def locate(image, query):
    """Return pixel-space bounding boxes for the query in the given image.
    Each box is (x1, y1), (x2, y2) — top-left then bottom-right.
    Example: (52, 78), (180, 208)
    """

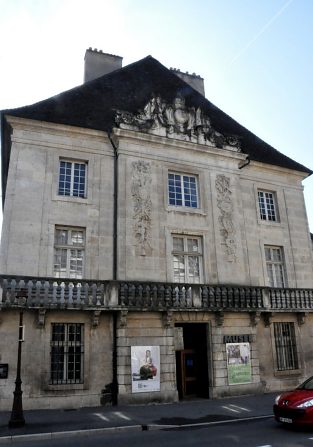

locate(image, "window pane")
(187, 256), (200, 283)
(258, 190), (277, 221)
(173, 255), (185, 282)
(265, 246), (286, 287)
(187, 238), (199, 253)
(168, 173), (198, 208)
(54, 227), (85, 278)
(58, 160), (86, 198)
(172, 235), (202, 283)
(173, 237), (184, 252)
(55, 229), (68, 245)
(71, 231), (84, 246)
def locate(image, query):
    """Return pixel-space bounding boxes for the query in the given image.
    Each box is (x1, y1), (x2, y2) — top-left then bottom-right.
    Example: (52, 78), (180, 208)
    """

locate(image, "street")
(4, 418), (313, 447)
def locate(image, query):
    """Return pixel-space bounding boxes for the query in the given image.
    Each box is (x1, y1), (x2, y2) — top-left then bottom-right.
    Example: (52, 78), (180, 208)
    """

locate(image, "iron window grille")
(274, 322), (299, 371)
(50, 323), (84, 384)
(168, 173), (198, 208)
(258, 191), (278, 222)
(58, 160), (87, 198)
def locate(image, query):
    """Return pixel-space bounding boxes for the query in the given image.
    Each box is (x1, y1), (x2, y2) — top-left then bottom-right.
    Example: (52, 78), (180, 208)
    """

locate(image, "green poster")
(226, 342), (252, 385)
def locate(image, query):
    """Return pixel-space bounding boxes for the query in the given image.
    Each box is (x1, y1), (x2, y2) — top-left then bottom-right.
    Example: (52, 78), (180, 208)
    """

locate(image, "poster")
(226, 342), (252, 385)
(131, 346), (160, 393)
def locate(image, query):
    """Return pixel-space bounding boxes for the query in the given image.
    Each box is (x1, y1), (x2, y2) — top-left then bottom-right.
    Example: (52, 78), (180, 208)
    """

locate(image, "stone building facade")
(0, 49), (313, 410)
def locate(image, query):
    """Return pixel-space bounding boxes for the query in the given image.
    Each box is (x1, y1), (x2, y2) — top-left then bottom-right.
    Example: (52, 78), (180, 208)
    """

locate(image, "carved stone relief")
(131, 160), (152, 256)
(116, 95), (241, 151)
(215, 174), (237, 262)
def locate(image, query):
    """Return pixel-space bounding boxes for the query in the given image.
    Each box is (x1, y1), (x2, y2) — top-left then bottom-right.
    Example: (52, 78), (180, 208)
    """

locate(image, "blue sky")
(1, 0), (313, 230)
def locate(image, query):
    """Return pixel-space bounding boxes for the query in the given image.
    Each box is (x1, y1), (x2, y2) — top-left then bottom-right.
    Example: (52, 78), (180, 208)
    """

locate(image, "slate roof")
(1, 55), (312, 184)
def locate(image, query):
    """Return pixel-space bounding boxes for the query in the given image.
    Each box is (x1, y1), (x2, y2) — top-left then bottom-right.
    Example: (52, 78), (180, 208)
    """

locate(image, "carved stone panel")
(131, 160), (152, 256)
(116, 95), (241, 151)
(215, 174), (237, 262)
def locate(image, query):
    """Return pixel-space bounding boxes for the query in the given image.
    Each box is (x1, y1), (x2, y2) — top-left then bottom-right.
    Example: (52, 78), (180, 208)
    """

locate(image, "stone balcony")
(1, 275), (313, 314)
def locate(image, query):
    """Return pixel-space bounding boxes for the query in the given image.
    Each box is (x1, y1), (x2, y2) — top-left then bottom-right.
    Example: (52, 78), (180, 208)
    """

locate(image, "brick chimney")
(170, 68), (205, 97)
(84, 48), (123, 83)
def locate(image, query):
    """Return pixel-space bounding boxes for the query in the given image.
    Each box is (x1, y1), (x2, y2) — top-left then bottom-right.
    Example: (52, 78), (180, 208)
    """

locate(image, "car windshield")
(297, 376), (313, 390)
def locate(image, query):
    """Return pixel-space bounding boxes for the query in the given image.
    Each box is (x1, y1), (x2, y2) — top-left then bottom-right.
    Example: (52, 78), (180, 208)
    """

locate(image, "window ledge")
(274, 369), (302, 378)
(166, 206), (207, 216)
(52, 195), (90, 205)
(44, 383), (86, 391)
(257, 219), (284, 227)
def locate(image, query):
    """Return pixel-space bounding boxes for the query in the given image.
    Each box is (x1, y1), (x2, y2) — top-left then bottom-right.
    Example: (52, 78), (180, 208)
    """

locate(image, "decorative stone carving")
(250, 311), (261, 327)
(118, 310), (128, 329)
(91, 310), (101, 328)
(131, 160), (152, 256)
(116, 95), (241, 151)
(214, 311), (224, 327)
(262, 312), (272, 327)
(215, 174), (236, 262)
(297, 312), (306, 326)
(37, 309), (46, 328)
(163, 310), (174, 328)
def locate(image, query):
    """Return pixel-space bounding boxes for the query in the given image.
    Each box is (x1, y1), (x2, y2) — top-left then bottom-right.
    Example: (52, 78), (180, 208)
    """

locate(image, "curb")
(0, 415), (273, 443)
(0, 425), (142, 444)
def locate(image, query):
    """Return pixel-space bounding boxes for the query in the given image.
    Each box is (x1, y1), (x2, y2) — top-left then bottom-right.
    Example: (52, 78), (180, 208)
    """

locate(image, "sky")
(1, 0), (313, 231)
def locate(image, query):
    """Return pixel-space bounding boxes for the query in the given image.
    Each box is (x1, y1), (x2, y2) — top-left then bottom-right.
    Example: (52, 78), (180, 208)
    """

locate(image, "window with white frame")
(168, 173), (198, 208)
(258, 190), (278, 222)
(50, 323), (84, 384)
(265, 246), (286, 287)
(58, 160), (87, 198)
(274, 322), (299, 371)
(172, 235), (202, 283)
(54, 227), (85, 279)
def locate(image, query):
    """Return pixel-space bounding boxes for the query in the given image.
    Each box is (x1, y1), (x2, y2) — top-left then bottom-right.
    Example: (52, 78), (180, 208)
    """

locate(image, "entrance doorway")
(175, 323), (209, 399)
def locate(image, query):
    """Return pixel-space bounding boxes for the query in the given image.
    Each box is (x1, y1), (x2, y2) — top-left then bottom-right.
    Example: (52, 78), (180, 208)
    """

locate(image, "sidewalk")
(0, 392), (276, 443)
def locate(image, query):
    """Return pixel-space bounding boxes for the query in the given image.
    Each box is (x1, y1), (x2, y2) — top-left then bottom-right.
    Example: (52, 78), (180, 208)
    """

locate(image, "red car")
(274, 376), (313, 426)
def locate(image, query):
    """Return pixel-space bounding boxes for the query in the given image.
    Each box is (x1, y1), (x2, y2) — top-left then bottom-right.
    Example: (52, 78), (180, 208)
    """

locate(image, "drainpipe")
(238, 155), (250, 170)
(107, 130), (119, 406)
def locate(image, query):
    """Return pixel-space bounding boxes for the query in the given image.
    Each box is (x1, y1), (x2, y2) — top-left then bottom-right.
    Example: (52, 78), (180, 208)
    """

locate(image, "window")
(58, 160), (87, 198)
(168, 173), (198, 208)
(172, 236), (202, 283)
(274, 322), (299, 371)
(50, 323), (84, 384)
(265, 246), (286, 287)
(54, 227), (85, 278)
(258, 191), (278, 222)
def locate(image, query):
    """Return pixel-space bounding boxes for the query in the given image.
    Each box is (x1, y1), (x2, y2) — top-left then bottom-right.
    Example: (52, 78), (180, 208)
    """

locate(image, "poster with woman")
(226, 342), (252, 385)
(131, 346), (160, 393)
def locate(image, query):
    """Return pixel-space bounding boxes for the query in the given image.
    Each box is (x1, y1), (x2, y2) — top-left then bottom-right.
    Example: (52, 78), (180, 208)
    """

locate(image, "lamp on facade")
(8, 293), (26, 428)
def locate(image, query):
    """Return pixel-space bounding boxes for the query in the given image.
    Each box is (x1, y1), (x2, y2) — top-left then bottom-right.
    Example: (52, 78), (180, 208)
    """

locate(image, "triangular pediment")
(115, 94), (241, 151)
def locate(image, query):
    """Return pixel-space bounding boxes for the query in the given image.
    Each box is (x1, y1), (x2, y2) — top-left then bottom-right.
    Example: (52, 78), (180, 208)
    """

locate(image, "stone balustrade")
(1, 275), (313, 312)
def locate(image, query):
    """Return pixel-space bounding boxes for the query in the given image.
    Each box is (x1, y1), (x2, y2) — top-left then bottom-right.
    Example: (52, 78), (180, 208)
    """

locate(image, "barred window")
(274, 322), (299, 371)
(172, 236), (202, 283)
(50, 323), (84, 384)
(58, 160), (87, 198)
(54, 227), (85, 279)
(265, 246), (286, 288)
(258, 191), (278, 222)
(168, 173), (198, 208)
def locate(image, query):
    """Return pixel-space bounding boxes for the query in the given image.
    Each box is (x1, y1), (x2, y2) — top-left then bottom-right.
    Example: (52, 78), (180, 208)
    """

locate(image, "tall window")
(168, 173), (198, 208)
(274, 322), (299, 371)
(265, 246), (286, 287)
(54, 227), (85, 279)
(172, 236), (202, 283)
(258, 191), (278, 222)
(58, 160), (87, 198)
(51, 323), (84, 384)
